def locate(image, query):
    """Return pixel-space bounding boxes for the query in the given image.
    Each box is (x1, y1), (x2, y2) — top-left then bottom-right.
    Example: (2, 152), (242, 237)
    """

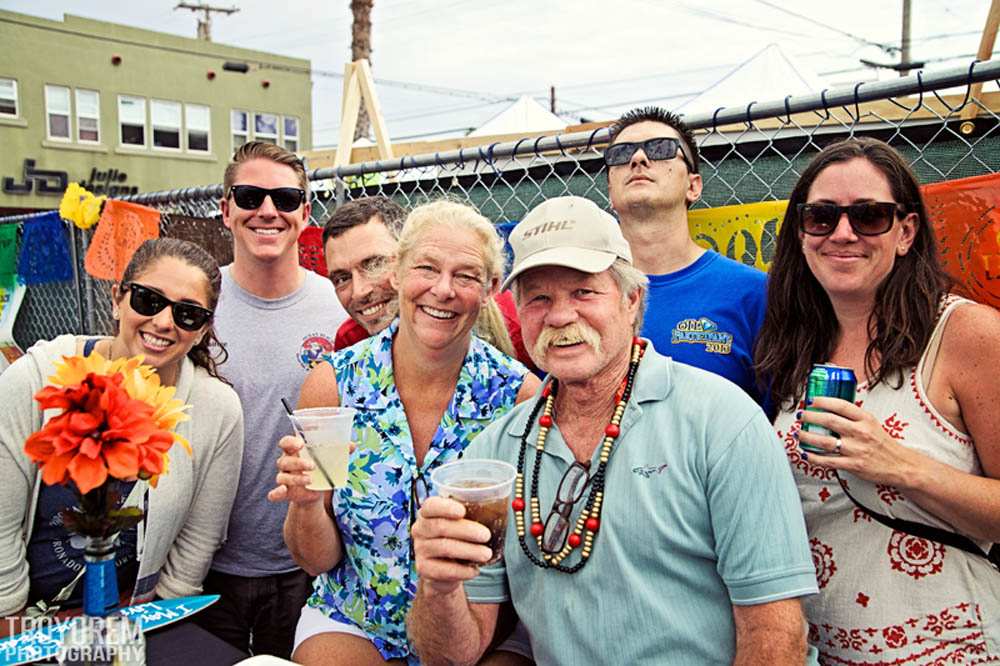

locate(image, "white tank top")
(774, 295), (1000, 664)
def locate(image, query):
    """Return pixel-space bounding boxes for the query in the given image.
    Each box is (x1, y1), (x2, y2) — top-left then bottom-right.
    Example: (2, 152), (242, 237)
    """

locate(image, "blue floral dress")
(306, 319), (527, 662)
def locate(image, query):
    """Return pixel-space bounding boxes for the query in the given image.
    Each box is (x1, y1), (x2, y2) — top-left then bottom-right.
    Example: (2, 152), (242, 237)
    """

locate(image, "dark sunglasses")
(604, 137), (693, 170)
(124, 283), (214, 332)
(541, 461), (591, 554)
(797, 202), (902, 237)
(229, 185), (306, 213)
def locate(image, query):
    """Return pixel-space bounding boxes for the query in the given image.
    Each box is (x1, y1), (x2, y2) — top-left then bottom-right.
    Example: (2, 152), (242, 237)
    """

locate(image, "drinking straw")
(280, 398), (336, 490)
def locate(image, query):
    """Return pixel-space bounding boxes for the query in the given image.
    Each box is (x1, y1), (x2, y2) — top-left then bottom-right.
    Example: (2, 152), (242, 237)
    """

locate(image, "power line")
(752, 1), (898, 53)
(314, 99), (507, 132)
(666, 2), (830, 41)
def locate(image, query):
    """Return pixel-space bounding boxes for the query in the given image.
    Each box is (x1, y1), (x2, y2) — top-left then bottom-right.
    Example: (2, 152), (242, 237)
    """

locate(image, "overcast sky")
(2, 0), (995, 146)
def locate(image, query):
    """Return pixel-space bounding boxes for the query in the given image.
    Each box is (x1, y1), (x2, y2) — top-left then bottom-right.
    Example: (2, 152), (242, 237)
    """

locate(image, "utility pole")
(899, 0), (912, 77)
(351, 0), (375, 141)
(174, 2), (239, 41)
(550, 85), (556, 114)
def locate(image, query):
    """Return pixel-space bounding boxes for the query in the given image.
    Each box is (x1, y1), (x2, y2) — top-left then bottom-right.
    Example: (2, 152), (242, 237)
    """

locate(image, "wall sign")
(2, 161), (139, 197)
(2, 159), (67, 196)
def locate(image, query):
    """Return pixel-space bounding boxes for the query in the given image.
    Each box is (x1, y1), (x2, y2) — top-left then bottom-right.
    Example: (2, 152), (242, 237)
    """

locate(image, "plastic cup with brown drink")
(286, 406), (357, 490)
(431, 459), (516, 565)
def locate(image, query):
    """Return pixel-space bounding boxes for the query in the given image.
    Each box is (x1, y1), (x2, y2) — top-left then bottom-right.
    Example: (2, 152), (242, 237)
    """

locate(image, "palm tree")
(351, 0), (374, 141)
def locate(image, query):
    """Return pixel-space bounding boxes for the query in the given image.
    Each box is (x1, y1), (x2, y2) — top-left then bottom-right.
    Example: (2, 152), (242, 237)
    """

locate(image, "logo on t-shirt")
(298, 333), (336, 369)
(632, 464), (669, 478)
(671, 317), (733, 354)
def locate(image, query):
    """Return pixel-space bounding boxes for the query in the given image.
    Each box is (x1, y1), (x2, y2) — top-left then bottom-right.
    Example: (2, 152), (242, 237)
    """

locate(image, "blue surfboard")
(0, 594), (219, 666)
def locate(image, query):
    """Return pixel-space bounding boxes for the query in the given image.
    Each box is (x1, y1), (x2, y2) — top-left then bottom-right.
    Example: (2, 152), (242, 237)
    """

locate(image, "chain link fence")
(3, 60), (1000, 350)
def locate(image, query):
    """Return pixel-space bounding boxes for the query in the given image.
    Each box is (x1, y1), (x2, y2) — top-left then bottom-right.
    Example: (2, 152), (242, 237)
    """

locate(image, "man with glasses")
(195, 141), (348, 659)
(408, 196), (818, 665)
(605, 107), (769, 410)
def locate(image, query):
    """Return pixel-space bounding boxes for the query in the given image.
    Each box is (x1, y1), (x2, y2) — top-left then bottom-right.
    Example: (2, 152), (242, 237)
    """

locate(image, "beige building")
(0, 9), (312, 215)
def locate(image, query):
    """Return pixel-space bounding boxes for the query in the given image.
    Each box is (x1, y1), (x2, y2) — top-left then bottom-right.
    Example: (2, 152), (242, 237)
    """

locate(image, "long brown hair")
(754, 138), (949, 411)
(119, 238), (230, 384)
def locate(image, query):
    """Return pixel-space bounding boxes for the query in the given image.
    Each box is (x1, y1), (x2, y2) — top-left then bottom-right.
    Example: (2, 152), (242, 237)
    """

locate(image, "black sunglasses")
(541, 461), (591, 554)
(124, 283), (214, 332)
(797, 202), (902, 237)
(604, 137), (693, 170)
(229, 185), (306, 213)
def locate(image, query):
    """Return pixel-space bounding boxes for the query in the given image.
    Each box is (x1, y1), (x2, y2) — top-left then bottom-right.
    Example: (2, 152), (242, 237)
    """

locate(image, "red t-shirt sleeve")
(334, 318), (371, 351)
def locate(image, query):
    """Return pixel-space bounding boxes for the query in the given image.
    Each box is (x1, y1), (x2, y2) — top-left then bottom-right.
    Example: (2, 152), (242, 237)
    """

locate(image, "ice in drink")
(288, 407), (356, 490)
(432, 460), (516, 565)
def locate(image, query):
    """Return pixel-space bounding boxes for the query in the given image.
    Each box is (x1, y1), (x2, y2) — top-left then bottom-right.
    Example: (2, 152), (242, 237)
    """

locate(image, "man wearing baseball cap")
(407, 196), (818, 665)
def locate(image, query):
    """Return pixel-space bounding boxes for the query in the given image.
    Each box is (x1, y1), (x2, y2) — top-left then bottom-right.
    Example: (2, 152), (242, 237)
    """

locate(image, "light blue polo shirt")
(464, 346), (818, 665)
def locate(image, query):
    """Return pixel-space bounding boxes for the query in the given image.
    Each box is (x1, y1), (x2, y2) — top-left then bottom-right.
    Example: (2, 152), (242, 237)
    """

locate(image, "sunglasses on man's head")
(797, 202), (902, 237)
(228, 185), (306, 213)
(124, 283), (214, 332)
(603, 137), (692, 170)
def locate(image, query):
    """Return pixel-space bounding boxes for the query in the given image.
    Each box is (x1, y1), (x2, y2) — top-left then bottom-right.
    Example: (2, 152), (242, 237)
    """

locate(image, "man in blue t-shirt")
(605, 107), (769, 411)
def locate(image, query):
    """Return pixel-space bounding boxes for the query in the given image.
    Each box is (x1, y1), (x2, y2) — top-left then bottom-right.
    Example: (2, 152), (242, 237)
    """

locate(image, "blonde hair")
(397, 200), (515, 355)
(397, 200), (504, 281)
(475, 299), (516, 357)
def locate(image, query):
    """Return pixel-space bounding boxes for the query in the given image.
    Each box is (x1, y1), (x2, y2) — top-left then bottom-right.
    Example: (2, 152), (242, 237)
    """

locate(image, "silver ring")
(834, 438), (843, 455)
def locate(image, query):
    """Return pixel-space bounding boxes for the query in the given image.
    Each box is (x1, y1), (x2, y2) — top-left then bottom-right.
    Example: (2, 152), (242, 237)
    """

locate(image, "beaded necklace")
(513, 337), (646, 573)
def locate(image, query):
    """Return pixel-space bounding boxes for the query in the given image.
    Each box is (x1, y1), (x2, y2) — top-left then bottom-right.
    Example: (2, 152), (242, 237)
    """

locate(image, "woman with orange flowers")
(0, 237), (244, 625)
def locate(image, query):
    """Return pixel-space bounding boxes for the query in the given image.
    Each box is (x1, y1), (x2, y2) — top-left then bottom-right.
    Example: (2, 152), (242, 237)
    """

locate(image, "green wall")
(0, 10), (312, 210)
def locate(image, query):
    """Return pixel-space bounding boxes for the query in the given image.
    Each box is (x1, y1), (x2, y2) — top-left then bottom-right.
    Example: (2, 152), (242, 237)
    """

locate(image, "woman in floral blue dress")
(270, 200), (539, 665)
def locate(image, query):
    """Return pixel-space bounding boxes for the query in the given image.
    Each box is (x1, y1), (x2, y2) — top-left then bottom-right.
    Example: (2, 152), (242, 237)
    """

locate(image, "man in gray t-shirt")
(194, 142), (347, 659)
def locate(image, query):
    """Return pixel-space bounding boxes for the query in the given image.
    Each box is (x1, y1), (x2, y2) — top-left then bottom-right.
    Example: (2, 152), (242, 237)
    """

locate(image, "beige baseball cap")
(502, 196), (633, 291)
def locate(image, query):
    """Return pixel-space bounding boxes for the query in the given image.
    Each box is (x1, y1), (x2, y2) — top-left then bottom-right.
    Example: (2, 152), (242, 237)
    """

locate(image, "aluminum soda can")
(801, 363), (857, 454)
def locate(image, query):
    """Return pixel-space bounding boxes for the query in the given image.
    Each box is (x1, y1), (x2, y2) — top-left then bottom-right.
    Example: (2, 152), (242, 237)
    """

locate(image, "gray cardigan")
(0, 335), (244, 616)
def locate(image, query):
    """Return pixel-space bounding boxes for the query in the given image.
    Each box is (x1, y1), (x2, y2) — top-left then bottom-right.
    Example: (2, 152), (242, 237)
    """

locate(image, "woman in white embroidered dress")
(755, 138), (1000, 664)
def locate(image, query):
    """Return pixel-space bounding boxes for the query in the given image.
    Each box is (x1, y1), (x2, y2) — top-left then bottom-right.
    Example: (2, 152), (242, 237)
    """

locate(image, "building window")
(186, 104), (210, 152)
(151, 100), (181, 149)
(119, 95), (146, 146)
(254, 112), (278, 144)
(232, 109), (248, 152)
(45, 85), (71, 140)
(283, 116), (299, 152)
(0, 78), (17, 117)
(75, 89), (100, 143)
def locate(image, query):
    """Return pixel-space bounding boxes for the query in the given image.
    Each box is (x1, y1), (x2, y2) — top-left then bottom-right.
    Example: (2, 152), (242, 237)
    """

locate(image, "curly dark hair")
(119, 238), (230, 385)
(754, 137), (950, 411)
(607, 106), (700, 174)
(321, 196), (407, 247)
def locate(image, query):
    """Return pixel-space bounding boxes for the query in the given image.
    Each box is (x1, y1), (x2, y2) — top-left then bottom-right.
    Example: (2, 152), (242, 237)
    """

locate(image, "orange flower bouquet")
(24, 351), (191, 540)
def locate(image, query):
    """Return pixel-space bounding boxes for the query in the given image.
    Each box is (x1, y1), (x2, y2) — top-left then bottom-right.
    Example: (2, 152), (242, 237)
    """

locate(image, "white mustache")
(533, 322), (602, 359)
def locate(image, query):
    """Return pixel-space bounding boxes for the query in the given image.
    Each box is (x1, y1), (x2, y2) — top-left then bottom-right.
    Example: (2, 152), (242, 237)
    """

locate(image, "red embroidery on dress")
(876, 484), (903, 505)
(783, 421), (835, 481)
(882, 625), (908, 649)
(812, 602), (990, 665)
(887, 531), (945, 579)
(819, 487), (831, 502)
(811, 538), (837, 589)
(882, 413), (909, 440)
(908, 368), (973, 447)
(852, 507), (872, 523)
(856, 592), (870, 607)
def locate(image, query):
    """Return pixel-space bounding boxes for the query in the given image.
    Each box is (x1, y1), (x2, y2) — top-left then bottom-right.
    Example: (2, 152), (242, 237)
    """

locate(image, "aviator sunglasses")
(228, 184), (306, 213)
(797, 202), (903, 237)
(123, 283), (214, 331)
(604, 137), (693, 170)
